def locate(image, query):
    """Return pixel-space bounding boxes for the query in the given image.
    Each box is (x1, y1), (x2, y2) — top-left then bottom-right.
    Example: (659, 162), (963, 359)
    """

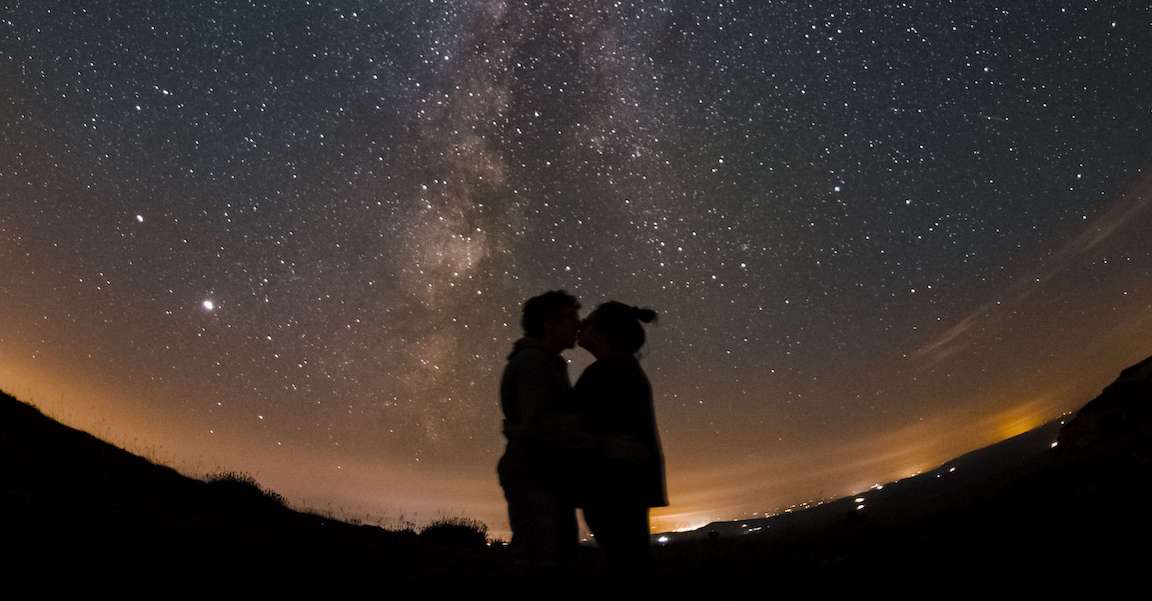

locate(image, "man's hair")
(521, 290), (580, 338)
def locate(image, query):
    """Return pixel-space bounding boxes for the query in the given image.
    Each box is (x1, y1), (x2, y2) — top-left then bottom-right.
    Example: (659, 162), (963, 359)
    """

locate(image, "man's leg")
(555, 497), (580, 564)
(503, 480), (576, 568)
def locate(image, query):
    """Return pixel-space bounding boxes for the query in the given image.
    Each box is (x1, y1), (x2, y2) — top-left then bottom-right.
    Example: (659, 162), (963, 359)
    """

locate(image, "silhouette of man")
(497, 290), (582, 570)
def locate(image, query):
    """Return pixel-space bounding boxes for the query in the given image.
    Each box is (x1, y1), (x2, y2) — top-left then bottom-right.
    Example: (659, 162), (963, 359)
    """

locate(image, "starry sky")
(2, 1), (1150, 536)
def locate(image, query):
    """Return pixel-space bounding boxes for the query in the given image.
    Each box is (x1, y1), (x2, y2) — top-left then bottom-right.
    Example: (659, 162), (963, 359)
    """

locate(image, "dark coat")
(572, 354), (668, 508)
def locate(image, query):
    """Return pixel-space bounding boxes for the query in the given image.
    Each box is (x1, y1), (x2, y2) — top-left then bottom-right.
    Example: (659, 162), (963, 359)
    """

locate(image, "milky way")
(2, 1), (1150, 534)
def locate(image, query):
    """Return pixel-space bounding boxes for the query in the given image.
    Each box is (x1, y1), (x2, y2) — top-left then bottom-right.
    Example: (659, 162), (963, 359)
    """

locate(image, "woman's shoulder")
(586, 355), (649, 391)
(598, 352), (642, 367)
(607, 354), (646, 376)
(581, 355), (642, 377)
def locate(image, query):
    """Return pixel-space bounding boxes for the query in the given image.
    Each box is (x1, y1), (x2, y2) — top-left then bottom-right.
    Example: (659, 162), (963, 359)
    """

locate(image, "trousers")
(500, 475), (578, 567)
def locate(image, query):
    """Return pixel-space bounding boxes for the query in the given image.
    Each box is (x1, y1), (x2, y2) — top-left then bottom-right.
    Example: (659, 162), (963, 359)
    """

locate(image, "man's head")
(521, 290), (581, 351)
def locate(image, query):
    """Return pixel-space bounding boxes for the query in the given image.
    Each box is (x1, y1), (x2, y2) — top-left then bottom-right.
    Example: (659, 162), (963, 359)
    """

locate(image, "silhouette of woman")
(572, 301), (667, 575)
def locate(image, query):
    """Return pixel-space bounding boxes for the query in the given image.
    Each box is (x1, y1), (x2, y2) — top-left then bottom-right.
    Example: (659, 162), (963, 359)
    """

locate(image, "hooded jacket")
(497, 337), (578, 484)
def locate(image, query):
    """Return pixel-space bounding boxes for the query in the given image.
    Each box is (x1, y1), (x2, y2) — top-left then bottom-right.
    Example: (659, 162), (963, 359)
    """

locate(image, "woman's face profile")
(577, 314), (601, 352)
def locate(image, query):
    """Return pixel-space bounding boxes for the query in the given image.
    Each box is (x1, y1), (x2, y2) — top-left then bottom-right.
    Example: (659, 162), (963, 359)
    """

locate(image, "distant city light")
(671, 522), (712, 533)
(657, 536), (670, 544)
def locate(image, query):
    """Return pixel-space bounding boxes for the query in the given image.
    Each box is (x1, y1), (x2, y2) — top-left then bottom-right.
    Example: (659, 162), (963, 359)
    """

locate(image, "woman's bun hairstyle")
(593, 301), (658, 354)
(631, 306), (658, 324)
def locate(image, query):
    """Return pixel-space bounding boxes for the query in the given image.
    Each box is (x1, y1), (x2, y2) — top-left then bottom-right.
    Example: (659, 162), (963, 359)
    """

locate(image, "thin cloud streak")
(912, 175), (1152, 368)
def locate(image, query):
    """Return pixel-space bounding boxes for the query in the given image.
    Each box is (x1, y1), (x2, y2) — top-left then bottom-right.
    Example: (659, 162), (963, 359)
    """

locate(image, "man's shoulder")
(504, 353), (562, 390)
(506, 341), (563, 370)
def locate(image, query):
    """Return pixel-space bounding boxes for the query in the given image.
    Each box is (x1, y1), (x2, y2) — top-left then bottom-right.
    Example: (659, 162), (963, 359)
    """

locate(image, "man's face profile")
(548, 306), (581, 349)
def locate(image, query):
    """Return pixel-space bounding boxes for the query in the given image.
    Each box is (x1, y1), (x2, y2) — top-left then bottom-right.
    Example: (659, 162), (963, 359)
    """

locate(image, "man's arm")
(504, 354), (592, 450)
(511, 353), (560, 425)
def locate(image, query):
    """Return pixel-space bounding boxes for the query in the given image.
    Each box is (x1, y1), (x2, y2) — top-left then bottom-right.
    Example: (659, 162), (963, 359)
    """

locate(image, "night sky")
(2, 1), (1150, 536)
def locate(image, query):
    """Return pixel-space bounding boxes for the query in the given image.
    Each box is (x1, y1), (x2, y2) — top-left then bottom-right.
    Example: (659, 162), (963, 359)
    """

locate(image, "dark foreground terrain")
(4, 353), (1150, 585)
(653, 353), (1152, 583)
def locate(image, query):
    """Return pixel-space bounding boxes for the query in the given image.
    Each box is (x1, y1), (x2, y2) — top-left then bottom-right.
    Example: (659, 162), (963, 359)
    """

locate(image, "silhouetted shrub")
(206, 471), (286, 507)
(419, 517), (488, 547)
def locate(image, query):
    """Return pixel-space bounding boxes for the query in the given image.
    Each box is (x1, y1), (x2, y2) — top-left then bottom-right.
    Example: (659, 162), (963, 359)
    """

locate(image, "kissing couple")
(497, 290), (667, 576)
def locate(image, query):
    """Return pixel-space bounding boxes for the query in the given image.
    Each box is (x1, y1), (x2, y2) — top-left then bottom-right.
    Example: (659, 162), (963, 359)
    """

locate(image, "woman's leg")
(584, 504), (652, 575)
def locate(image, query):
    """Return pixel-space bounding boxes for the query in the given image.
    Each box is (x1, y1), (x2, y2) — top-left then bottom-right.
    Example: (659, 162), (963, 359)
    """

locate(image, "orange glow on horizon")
(4, 326), (1152, 540)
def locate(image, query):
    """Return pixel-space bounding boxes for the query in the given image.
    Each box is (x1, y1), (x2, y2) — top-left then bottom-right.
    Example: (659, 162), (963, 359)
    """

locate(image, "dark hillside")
(4, 352), (1149, 583)
(0, 390), (499, 578)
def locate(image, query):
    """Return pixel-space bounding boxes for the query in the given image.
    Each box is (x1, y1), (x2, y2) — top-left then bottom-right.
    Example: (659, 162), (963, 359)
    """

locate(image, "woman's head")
(578, 301), (658, 356)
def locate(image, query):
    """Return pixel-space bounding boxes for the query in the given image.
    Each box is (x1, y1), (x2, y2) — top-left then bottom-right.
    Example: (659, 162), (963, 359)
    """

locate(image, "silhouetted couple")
(497, 290), (667, 578)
